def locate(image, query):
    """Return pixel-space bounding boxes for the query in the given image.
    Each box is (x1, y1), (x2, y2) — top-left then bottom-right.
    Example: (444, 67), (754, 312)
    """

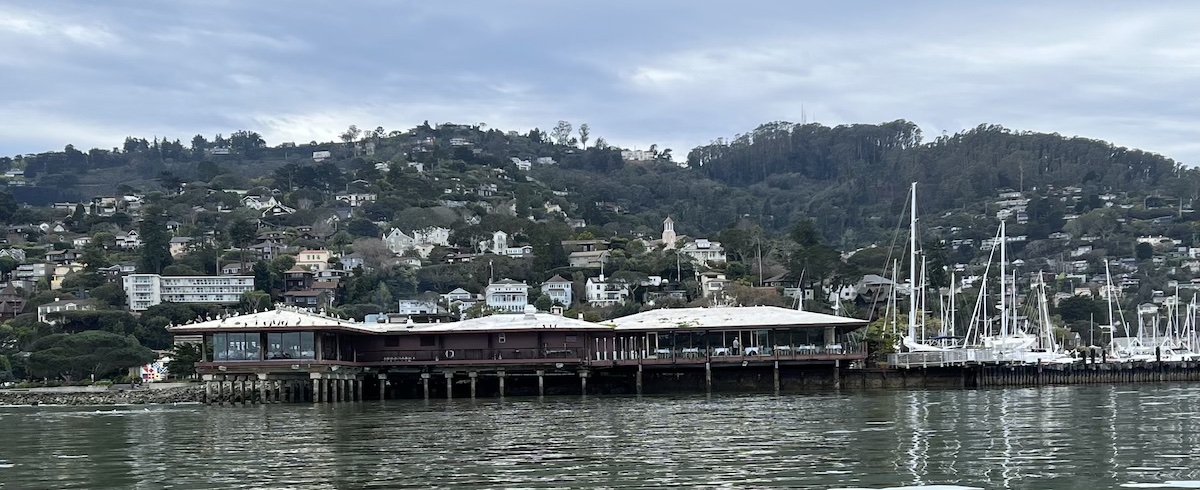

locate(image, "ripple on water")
(3, 385), (1200, 488)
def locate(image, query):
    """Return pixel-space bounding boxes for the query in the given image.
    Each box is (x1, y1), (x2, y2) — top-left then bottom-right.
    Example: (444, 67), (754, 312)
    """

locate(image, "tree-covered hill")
(2, 119), (1197, 252)
(689, 121), (1197, 244)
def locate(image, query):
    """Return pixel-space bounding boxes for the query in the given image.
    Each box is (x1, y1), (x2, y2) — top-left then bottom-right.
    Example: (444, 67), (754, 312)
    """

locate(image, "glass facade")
(211, 331), (315, 361)
(266, 332), (315, 360)
(212, 332), (261, 361)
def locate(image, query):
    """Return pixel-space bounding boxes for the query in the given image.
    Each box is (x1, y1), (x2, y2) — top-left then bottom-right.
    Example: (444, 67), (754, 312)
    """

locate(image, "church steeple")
(662, 216), (677, 249)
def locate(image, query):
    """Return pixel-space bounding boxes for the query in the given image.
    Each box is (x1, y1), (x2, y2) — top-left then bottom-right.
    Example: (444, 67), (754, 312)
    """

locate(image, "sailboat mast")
(1105, 261), (1118, 337)
(1000, 220), (1008, 343)
(909, 182), (918, 341)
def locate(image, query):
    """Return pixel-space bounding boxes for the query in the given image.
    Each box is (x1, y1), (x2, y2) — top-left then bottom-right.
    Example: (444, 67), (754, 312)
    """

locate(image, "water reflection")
(4, 385), (1200, 488)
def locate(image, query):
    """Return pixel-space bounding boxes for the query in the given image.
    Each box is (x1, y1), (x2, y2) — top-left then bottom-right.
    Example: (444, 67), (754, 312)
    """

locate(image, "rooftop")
(608, 306), (865, 332)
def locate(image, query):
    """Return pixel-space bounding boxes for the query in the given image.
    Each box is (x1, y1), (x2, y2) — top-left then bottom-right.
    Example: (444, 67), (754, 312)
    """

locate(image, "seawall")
(0, 385), (204, 406)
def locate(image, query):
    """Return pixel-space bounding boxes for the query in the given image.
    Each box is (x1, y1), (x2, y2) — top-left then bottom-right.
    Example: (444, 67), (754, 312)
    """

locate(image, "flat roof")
(608, 306), (866, 332)
(167, 305), (867, 335)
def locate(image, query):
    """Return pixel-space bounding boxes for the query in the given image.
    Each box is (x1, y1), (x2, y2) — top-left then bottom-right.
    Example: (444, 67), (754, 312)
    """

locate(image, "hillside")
(3, 120), (1198, 251)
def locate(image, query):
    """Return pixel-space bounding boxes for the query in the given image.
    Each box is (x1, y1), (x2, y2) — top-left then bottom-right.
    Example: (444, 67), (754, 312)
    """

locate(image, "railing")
(597, 343), (867, 363)
(888, 348), (999, 368)
(357, 347), (587, 364)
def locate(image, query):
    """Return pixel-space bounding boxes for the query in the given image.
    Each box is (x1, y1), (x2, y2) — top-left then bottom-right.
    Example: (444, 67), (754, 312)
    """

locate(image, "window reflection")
(211, 332), (261, 361)
(265, 332), (316, 360)
(212, 331), (315, 361)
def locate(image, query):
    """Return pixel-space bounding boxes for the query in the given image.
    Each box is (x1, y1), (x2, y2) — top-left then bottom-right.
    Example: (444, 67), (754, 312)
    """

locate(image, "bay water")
(3, 384), (1200, 489)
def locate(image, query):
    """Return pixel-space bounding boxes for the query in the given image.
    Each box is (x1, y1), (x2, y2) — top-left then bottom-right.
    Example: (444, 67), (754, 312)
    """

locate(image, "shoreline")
(0, 385), (204, 406)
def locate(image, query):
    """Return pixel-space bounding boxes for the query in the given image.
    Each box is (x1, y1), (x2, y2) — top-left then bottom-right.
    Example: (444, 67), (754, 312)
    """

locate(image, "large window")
(266, 332), (315, 360)
(211, 332), (261, 361)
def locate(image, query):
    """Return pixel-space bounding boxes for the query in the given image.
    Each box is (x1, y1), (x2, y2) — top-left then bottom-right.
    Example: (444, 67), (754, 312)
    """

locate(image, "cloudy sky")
(2, 1), (1198, 165)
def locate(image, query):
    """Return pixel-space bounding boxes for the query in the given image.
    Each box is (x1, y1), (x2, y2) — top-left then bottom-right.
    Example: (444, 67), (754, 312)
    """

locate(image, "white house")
(699, 272), (730, 299)
(485, 279), (529, 313)
(313, 150), (331, 162)
(116, 230), (142, 249)
(680, 239), (727, 264)
(122, 274), (254, 311)
(335, 193), (377, 207)
(585, 275), (630, 307)
(621, 149), (655, 162)
(413, 227), (450, 247)
(38, 298), (95, 324)
(397, 300), (438, 315)
(540, 274), (574, 307)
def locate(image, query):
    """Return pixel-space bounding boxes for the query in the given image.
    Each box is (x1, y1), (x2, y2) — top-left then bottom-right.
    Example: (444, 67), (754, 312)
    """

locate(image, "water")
(3, 384), (1200, 489)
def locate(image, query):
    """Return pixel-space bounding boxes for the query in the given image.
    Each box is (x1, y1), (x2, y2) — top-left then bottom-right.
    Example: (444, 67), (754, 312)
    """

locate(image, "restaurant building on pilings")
(167, 304), (867, 403)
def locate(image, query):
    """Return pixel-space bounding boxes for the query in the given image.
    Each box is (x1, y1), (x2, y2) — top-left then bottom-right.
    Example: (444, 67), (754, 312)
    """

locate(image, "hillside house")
(335, 193), (377, 207)
(680, 239), (727, 264)
(485, 279), (529, 313)
(585, 275), (630, 307)
(38, 298), (95, 324)
(540, 274), (574, 307)
(295, 250), (334, 271)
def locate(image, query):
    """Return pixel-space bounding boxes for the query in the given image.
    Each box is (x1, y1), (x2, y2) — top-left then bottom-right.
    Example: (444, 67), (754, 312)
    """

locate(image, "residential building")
(397, 300), (438, 315)
(283, 290), (332, 310)
(122, 274), (255, 311)
(38, 298), (95, 324)
(116, 230), (141, 249)
(335, 193), (377, 207)
(0, 284), (26, 319)
(585, 275), (630, 307)
(568, 250), (610, 269)
(413, 227), (450, 247)
(51, 263), (83, 290)
(295, 249), (334, 271)
(699, 272), (731, 299)
(443, 288), (475, 303)
(283, 265), (315, 291)
(169, 237), (194, 257)
(0, 248), (26, 262)
(680, 239), (726, 264)
(313, 150), (331, 162)
(540, 274), (574, 307)
(383, 228), (414, 254)
(621, 149), (655, 162)
(485, 279), (529, 313)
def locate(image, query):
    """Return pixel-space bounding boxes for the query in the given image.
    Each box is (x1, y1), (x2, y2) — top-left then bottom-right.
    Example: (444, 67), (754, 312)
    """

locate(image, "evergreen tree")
(138, 206), (172, 274)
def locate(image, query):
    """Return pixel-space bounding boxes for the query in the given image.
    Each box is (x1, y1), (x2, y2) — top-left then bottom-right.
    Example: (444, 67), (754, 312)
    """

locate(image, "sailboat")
(899, 182), (960, 352)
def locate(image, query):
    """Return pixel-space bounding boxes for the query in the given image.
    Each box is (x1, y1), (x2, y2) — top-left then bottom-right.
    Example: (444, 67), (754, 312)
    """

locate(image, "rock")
(0, 386), (205, 406)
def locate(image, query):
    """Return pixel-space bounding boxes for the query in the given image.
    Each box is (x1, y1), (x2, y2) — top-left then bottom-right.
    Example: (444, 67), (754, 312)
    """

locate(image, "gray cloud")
(1, 1), (1198, 165)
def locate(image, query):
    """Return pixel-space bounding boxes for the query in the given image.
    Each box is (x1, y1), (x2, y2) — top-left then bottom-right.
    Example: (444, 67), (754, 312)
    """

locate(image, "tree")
(138, 206), (173, 274)
(166, 342), (203, 379)
(578, 123), (590, 149)
(787, 220), (840, 287)
(551, 120), (573, 146)
(534, 294), (553, 311)
(340, 125), (362, 153)
(1135, 242), (1154, 260)
(0, 190), (15, 224)
(1056, 295), (1106, 324)
(239, 290), (272, 312)
(27, 331), (155, 381)
(0, 256), (16, 280)
(228, 219), (258, 268)
(91, 283), (126, 309)
(346, 218), (380, 238)
(350, 238), (397, 269)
